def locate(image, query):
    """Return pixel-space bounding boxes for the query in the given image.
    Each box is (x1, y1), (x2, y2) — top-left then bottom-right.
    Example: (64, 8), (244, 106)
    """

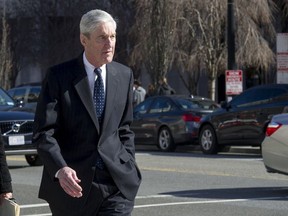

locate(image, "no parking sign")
(225, 70), (243, 95)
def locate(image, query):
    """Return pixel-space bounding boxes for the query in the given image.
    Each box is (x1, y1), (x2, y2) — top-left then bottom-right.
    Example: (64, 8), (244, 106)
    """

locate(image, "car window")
(149, 98), (173, 113)
(230, 88), (287, 108)
(27, 87), (41, 103)
(178, 98), (200, 109)
(134, 98), (153, 114)
(9, 88), (26, 102)
(0, 88), (15, 106)
(178, 98), (217, 110)
(269, 88), (288, 98)
(7, 89), (15, 97)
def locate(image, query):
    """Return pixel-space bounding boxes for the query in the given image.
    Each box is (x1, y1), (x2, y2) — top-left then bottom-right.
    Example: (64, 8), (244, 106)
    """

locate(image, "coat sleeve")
(32, 68), (67, 179)
(118, 69), (136, 159)
(0, 134), (12, 193)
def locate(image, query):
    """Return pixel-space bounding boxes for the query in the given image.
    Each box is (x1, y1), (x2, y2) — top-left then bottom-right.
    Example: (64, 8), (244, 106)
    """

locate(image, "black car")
(7, 84), (41, 113)
(132, 95), (219, 151)
(198, 84), (288, 154)
(0, 87), (41, 166)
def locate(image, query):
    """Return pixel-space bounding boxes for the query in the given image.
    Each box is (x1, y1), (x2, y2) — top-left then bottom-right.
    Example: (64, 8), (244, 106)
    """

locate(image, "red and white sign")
(277, 53), (288, 71)
(277, 33), (288, 83)
(225, 70), (243, 95)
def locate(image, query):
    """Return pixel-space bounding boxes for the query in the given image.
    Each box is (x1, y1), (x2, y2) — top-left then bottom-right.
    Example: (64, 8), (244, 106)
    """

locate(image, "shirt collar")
(83, 52), (106, 75)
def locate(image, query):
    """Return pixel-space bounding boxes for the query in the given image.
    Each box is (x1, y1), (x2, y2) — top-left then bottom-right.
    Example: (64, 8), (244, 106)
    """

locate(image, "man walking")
(33, 9), (141, 216)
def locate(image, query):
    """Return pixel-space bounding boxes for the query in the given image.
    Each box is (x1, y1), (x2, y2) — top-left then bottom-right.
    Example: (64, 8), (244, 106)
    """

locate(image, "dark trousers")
(50, 168), (134, 216)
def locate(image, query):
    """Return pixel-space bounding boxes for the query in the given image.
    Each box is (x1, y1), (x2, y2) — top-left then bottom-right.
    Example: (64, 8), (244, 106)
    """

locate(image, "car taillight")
(266, 122), (282, 136)
(182, 114), (201, 122)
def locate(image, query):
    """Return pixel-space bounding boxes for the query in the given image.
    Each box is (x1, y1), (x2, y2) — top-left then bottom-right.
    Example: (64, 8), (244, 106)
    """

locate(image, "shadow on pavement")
(160, 186), (288, 201)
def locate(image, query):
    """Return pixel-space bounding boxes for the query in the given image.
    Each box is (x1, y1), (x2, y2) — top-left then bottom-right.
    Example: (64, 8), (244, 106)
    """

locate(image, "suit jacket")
(0, 134), (12, 194)
(32, 55), (141, 212)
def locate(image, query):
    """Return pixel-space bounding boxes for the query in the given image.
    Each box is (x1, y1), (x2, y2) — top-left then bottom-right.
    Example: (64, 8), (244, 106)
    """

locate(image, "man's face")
(80, 22), (116, 68)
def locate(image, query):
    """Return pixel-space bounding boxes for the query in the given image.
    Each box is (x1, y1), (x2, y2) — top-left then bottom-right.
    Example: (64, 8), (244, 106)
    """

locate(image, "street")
(7, 146), (288, 216)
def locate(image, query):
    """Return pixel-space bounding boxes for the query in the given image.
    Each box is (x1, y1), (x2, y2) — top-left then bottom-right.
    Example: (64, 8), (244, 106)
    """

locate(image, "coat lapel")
(73, 56), (100, 132)
(102, 63), (119, 131)
(71, 59), (119, 134)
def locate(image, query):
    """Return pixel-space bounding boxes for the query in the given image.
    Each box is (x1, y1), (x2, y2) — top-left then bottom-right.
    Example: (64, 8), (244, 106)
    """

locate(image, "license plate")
(8, 136), (25, 145)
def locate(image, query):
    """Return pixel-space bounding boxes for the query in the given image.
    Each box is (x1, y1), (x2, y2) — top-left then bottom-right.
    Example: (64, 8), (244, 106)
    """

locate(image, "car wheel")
(157, 127), (176, 152)
(25, 154), (43, 166)
(199, 125), (218, 154)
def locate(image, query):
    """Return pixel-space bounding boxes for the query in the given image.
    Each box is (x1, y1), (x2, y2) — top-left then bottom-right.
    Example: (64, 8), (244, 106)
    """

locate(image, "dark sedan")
(198, 84), (288, 154)
(132, 95), (219, 151)
(0, 87), (41, 166)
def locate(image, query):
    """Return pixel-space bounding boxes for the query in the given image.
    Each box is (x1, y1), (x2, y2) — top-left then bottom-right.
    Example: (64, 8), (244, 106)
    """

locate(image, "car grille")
(0, 120), (34, 135)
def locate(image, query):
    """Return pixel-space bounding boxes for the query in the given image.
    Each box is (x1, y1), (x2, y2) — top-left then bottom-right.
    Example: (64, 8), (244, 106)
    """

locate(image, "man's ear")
(80, 34), (87, 46)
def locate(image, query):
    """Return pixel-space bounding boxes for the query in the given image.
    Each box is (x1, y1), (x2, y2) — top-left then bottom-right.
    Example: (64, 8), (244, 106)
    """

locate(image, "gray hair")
(80, 9), (117, 37)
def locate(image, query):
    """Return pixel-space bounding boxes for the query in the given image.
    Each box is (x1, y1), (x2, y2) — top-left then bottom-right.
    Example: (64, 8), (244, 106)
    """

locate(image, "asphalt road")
(7, 145), (288, 216)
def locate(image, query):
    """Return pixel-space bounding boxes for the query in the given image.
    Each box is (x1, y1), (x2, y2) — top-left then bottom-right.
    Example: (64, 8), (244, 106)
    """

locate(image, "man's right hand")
(57, 166), (83, 198)
(0, 192), (12, 205)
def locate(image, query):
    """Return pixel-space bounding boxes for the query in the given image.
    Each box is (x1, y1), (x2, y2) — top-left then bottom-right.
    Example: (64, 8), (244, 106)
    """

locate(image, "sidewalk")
(229, 146), (261, 154)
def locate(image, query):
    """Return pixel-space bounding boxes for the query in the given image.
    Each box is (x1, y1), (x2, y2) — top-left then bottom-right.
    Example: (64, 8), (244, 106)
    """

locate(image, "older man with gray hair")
(33, 9), (142, 216)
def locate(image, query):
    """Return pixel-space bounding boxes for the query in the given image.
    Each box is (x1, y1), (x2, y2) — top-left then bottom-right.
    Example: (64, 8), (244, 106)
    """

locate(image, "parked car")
(132, 95), (219, 151)
(7, 83), (41, 112)
(0, 87), (41, 166)
(262, 113), (288, 176)
(198, 84), (288, 154)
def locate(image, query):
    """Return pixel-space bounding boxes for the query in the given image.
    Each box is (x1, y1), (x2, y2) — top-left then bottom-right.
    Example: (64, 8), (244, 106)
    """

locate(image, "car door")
(242, 87), (288, 142)
(234, 88), (281, 143)
(213, 104), (242, 142)
(234, 89), (265, 142)
(216, 89), (259, 143)
(132, 98), (154, 144)
(132, 97), (175, 144)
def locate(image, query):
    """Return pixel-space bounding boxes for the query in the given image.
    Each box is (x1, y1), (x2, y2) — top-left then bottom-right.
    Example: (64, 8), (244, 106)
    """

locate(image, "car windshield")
(178, 98), (216, 110)
(0, 88), (15, 106)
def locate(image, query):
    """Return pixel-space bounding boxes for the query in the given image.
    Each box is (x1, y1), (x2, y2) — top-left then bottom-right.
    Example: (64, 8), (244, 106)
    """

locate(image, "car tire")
(199, 125), (218, 154)
(157, 127), (176, 152)
(25, 154), (43, 166)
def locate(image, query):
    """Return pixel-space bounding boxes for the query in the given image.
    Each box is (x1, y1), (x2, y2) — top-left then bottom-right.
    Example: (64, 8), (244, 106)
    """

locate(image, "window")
(230, 88), (287, 108)
(27, 87), (41, 103)
(134, 98), (153, 114)
(9, 88), (26, 102)
(149, 98), (172, 113)
(0, 88), (15, 106)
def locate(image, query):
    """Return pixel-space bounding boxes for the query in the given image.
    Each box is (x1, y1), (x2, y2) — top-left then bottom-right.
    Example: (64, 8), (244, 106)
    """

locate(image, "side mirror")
(220, 101), (232, 110)
(220, 101), (227, 108)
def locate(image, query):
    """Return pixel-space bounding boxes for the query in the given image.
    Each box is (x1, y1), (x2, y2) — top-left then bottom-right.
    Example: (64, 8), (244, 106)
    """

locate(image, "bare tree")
(274, 0), (288, 32)
(176, 0), (227, 98)
(0, 0), (17, 89)
(131, 0), (277, 100)
(130, 0), (181, 85)
(235, 0), (276, 82)
(0, 0), (283, 95)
